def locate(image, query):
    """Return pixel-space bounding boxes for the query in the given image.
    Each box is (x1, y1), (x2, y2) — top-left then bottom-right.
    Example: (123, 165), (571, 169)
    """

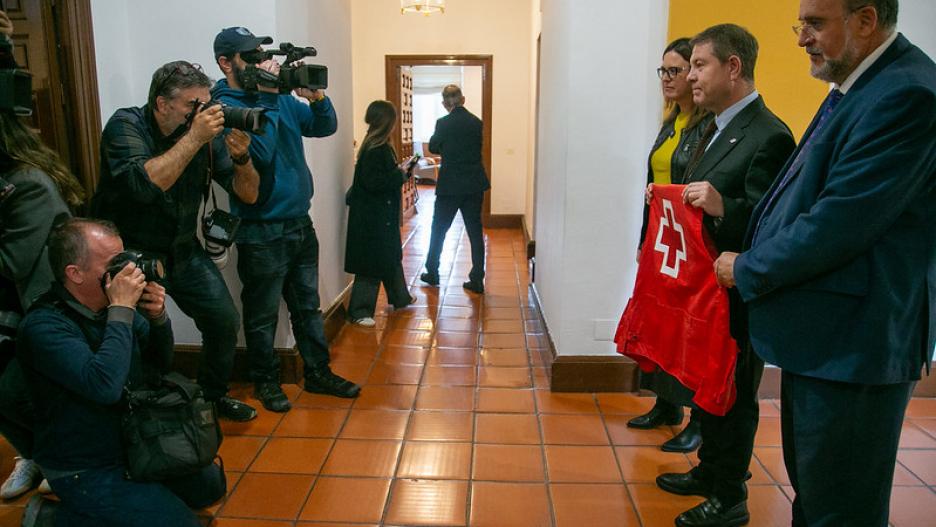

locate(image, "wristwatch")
(231, 152), (250, 165)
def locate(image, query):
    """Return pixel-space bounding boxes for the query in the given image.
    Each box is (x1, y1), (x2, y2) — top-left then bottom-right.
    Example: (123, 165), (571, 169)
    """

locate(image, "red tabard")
(614, 184), (738, 416)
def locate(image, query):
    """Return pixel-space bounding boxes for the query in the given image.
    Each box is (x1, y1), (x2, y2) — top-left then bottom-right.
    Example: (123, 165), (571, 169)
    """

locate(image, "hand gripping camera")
(102, 251), (166, 286)
(190, 99), (268, 135)
(240, 42), (328, 94)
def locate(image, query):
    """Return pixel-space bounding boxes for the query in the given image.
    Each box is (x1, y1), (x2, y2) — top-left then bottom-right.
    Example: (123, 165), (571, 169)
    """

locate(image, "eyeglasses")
(792, 4), (869, 37)
(153, 62), (204, 101)
(656, 66), (687, 80)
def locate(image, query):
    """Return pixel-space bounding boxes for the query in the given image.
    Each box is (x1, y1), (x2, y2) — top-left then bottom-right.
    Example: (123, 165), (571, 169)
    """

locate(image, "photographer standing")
(211, 27), (358, 413)
(92, 61), (260, 421)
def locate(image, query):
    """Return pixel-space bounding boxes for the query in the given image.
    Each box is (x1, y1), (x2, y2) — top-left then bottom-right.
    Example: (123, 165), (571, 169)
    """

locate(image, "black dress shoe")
(462, 280), (484, 294)
(627, 403), (683, 429)
(215, 396), (258, 422)
(661, 418), (702, 452)
(305, 366), (361, 398)
(675, 497), (749, 527)
(656, 470), (712, 497)
(255, 382), (292, 413)
(420, 272), (440, 286)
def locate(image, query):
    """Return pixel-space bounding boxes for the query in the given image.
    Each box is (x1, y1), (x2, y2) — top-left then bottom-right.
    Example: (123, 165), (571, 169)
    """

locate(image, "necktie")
(683, 120), (718, 181)
(752, 89), (844, 241)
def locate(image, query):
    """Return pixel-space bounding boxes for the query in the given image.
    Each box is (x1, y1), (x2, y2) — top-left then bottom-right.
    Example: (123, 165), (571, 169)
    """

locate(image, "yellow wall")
(668, 0), (827, 139)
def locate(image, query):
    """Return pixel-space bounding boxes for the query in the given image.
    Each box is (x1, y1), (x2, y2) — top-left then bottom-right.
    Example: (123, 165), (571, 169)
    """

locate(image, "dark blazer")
(687, 96), (795, 341)
(344, 144), (406, 278)
(428, 106), (490, 196)
(735, 34), (936, 385)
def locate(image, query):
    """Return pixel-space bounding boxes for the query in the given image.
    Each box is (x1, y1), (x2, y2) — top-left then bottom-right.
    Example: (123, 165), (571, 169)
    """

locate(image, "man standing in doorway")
(716, 0), (935, 524)
(420, 85), (490, 294)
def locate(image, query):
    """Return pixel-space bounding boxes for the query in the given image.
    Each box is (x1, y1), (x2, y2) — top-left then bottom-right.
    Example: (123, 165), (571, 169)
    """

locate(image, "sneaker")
(419, 272), (440, 286)
(0, 457), (40, 499)
(215, 396), (258, 422)
(37, 479), (51, 494)
(462, 280), (484, 294)
(21, 495), (58, 527)
(255, 382), (292, 413)
(305, 366), (361, 398)
(352, 317), (376, 327)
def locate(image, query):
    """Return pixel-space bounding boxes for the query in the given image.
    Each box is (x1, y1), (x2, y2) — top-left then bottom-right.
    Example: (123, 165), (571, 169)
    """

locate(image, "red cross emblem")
(653, 199), (687, 278)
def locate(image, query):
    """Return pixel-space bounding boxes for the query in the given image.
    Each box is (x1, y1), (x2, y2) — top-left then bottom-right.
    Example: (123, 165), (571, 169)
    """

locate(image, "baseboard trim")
(171, 280), (354, 384)
(486, 214), (523, 229)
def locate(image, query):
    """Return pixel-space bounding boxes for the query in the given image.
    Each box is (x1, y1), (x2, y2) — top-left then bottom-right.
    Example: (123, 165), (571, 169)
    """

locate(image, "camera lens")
(221, 106), (267, 134)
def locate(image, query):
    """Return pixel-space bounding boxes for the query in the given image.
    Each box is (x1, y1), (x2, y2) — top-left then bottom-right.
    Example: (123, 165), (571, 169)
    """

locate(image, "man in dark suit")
(419, 85), (490, 294)
(655, 24), (795, 527)
(715, 1), (936, 524)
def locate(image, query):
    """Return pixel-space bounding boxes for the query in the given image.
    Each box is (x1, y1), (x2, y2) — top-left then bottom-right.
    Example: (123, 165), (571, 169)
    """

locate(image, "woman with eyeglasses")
(629, 38), (714, 454)
(344, 100), (418, 327)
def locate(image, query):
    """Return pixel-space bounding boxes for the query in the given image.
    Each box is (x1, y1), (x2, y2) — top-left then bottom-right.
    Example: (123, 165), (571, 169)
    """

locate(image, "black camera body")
(103, 251), (166, 284)
(241, 42), (328, 94)
(197, 100), (267, 135)
(202, 209), (241, 249)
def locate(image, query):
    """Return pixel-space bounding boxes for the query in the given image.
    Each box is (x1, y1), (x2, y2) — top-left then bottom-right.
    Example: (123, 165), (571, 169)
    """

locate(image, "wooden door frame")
(385, 55), (493, 223)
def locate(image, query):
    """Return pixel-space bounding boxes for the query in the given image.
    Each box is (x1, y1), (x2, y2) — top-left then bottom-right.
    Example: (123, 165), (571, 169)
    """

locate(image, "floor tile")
(550, 483), (640, 527)
(747, 485), (795, 526)
(472, 444), (546, 481)
(536, 391), (599, 414)
(218, 435), (266, 472)
(897, 449), (936, 485)
(544, 446), (622, 482)
(380, 344), (430, 364)
(293, 390), (356, 409)
(478, 366), (532, 388)
(436, 318), (479, 332)
(416, 385), (475, 410)
(408, 411), (474, 442)
(212, 519), (293, 527)
(422, 365), (477, 386)
(353, 384), (418, 410)
(480, 333), (527, 348)
(367, 362), (424, 385)
(299, 477), (391, 523)
(320, 439), (402, 477)
(385, 479), (468, 526)
(481, 319), (525, 333)
(219, 473), (314, 520)
(899, 421), (936, 448)
(476, 388), (536, 413)
(889, 485), (936, 526)
(251, 437), (332, 474)
(615, 446), (693, 483)
(904, 398), (936, 418)
(754, 416), (783, 447)
(475, 413), (541, 444)
(470, 482), (551, 527)
(754, 447), (790, 485)
(479, 348), (529, 367)
(396, 441), (472, 479)
(628, 483), (704, 527)
(427, 347), (479, 366)
(220, 406), (285, 437)
(603, 415), (675, 446)
(273, 408), (348, 438)
(435, 331), (479, 348)
(340, 409), (410, 440)
(383, 329), (434, 348)
(540, 414), (610, 445)
(595, 393), (655, 415)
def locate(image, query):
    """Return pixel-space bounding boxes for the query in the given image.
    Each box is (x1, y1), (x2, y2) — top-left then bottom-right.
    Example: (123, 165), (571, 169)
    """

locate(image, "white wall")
(534, 0), (668, 356)
(90, 0), (355, 346)
(900, 0), (936, 59)
(350, 0), (534, 216)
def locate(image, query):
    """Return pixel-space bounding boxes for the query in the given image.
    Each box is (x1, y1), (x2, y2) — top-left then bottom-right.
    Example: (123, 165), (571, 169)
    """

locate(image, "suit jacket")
(686, 96), (795, 341)
(734, 34), (936, 385)
(428, 106), (490, 196)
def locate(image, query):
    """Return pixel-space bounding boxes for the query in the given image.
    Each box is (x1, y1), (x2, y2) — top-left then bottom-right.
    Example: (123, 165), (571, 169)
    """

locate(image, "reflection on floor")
(0, 185), (934, 526)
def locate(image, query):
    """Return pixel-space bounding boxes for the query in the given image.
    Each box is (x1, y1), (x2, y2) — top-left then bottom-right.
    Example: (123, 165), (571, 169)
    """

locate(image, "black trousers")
(348, 263), (411, 320)
(694, 341), (764, 505)
(424, 192), (485, 283)
(781, 371), (912, 527)
(0, 350), (33, 458)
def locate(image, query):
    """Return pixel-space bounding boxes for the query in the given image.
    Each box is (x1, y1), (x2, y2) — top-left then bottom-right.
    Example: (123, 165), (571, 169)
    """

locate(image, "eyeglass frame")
(656, 66), (688, 80)
(792, 3), (870, 38)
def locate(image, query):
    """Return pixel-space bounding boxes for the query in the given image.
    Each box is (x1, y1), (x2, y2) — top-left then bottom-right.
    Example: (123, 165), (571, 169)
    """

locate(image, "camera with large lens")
(201, 209), (240, 270)
(103, 251), (165, 284)
(240, 42), (328, 94)
(200, 100), (267, 135)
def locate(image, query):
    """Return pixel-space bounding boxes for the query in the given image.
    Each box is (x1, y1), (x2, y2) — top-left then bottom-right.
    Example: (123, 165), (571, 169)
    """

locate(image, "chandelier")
(401, 0), (445, 15)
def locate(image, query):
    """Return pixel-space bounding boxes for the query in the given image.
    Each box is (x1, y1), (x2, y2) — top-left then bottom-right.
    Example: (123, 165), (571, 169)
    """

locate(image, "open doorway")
(385, 55), (493, 223)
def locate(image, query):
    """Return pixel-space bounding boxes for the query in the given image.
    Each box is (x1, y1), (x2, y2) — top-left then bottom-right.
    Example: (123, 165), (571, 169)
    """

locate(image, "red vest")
(615, 184), (738, 416)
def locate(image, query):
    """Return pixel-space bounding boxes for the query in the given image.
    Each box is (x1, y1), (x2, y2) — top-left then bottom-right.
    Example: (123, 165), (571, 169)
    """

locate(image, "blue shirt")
(709, 89), (760, 150)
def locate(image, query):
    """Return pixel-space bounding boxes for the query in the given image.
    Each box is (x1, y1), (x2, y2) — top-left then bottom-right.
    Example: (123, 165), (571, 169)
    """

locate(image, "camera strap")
(201, 143), (220, 239)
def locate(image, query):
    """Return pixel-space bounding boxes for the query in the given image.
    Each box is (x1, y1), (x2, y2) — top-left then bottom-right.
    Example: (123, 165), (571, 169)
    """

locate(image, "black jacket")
(344, 144), (406, 278)
(428, 106), (490, 196)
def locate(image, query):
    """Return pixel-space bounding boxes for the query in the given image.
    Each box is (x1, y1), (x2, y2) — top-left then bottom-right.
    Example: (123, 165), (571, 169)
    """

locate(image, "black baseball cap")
(213, 27), (273, 59)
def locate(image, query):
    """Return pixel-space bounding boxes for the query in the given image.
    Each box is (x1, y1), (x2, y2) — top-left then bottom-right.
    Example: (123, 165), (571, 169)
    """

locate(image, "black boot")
(661, 410), (702, 452)
(627, 400), (683, 429)
(305, 365), (361, 398)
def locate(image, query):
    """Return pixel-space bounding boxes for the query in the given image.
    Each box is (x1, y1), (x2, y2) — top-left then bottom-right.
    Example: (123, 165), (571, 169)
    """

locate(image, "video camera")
(239, 42), (328, 94)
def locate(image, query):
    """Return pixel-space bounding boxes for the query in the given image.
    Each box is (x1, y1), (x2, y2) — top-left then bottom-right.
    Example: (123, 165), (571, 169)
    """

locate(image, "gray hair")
(691, 24), (759, 82)
(844, 0), (898, 29)
(442, 84), (464, 108)
(147, 61), (211, 110)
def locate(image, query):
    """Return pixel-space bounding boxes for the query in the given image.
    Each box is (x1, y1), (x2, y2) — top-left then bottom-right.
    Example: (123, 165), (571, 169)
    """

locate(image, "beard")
(233, 63), (250, 89)
(810, 33), (859, 83)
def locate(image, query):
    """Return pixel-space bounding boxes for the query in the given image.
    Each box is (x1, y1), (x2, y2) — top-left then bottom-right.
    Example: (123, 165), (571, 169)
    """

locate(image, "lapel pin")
(729, 137), (737, 144)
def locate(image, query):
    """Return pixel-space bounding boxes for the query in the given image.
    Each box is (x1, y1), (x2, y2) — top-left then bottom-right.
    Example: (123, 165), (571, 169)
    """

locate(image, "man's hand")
(105, 263), (146, 309)
(257, 59), (280, 94)
(189, 104), (224, 145)
(138, 282), (167, 320)
(0, 11), (13, 37)
(225, 129), (251, 159)
(683, 181), (725, 217)
(296, 88), (324, 103)
(714, 252), (739, 288)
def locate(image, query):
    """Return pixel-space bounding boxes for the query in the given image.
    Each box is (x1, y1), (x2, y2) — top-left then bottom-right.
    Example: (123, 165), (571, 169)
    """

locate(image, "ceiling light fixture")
(401, 0), (445, 16)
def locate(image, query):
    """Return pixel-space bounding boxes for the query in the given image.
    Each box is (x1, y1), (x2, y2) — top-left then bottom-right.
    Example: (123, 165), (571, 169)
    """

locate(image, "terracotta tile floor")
(0, 185), (933, 526)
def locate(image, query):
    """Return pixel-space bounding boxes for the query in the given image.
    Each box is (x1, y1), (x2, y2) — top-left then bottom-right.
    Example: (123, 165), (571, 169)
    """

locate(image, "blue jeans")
(48, 463), (225, 527)
(425, 192), (486, 282)
(163, 243), (240, 401)
(236, 217), (330, 382)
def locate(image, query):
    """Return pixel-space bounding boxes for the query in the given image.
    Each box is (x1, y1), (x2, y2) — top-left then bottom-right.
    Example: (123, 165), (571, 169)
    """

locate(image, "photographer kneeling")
(17, 219), (225, 526)
(92, 61), (260, 421)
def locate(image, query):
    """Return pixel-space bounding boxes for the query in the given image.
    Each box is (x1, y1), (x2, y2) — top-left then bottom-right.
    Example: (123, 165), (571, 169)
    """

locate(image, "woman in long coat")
(345, 100), (416, 326)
